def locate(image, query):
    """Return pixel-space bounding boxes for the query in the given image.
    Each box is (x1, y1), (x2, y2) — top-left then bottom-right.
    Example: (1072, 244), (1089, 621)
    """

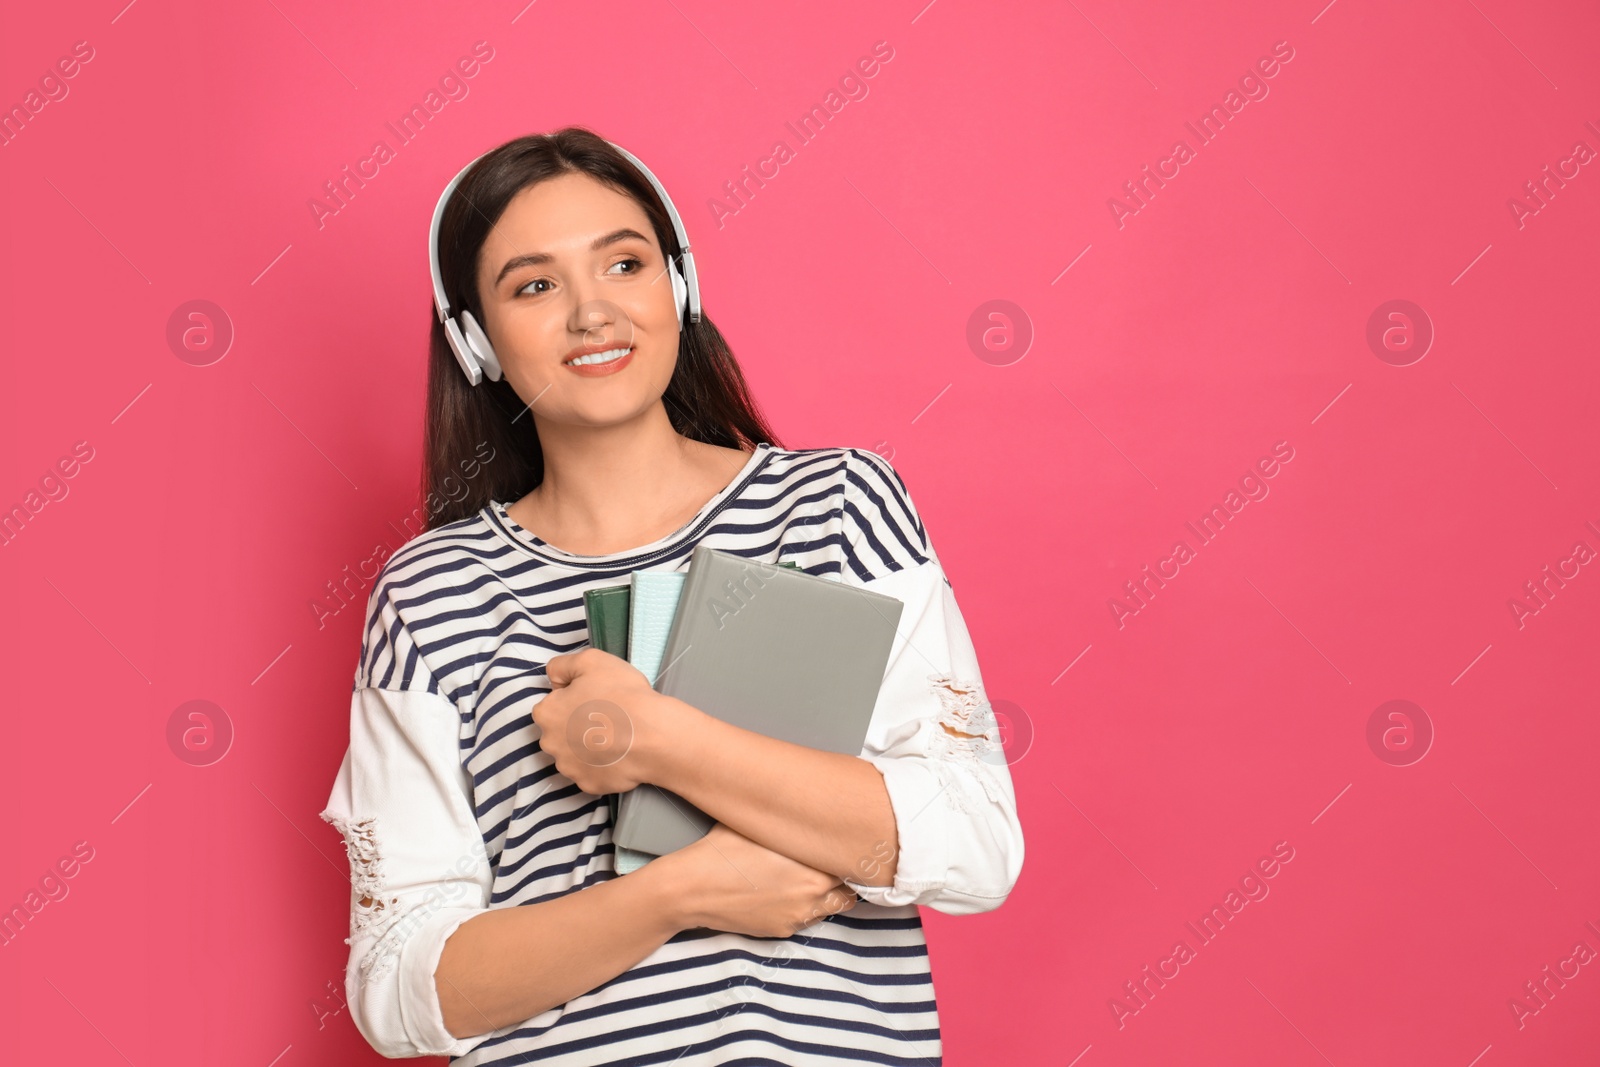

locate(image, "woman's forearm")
(435, 854), (692, 1039)
(643, 696), (900, 887)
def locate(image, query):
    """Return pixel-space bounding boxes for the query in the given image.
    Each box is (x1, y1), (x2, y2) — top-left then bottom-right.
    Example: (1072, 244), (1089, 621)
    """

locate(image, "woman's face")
(473, 171), (680, 429)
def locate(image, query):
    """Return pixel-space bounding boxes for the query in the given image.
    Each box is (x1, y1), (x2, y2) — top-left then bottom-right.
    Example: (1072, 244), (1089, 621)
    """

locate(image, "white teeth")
(567, 347), (630, 366)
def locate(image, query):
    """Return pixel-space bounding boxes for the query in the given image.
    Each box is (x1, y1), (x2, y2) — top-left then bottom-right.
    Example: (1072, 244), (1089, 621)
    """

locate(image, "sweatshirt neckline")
(485, 443), (775, 569)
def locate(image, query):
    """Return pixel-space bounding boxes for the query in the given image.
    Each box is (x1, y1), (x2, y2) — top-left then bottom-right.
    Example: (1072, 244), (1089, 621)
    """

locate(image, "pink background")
(3, 1), (1598, 1064)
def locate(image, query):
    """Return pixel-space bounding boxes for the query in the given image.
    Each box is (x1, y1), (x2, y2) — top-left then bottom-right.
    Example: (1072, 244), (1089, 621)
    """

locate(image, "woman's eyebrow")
(494, 228), (652, 286)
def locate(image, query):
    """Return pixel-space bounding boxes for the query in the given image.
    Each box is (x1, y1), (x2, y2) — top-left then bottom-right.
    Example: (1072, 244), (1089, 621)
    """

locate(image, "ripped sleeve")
(319, 686), (498, 1058)
(839, 557), (1026, 915)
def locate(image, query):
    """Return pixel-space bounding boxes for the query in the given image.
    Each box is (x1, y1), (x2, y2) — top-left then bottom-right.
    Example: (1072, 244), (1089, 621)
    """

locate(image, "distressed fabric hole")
(926, 675), (1008, 811)
(320, 811), (403, 980)
(930, 674), (996, 749)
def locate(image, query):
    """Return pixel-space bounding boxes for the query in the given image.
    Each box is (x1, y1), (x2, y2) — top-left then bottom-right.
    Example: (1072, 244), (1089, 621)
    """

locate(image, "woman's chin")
(554, 396), (664, 430)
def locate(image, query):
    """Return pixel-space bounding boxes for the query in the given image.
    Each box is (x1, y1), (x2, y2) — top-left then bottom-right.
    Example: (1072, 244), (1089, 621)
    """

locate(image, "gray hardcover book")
(614, 544), (905, 857)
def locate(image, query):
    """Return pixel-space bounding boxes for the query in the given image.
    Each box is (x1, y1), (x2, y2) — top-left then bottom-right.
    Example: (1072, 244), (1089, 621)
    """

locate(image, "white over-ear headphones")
(428, 139), (702, 387)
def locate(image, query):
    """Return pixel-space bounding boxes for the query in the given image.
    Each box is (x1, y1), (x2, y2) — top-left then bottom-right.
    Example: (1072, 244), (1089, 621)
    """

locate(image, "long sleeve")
(837, 451), (1025, 915)
(320, 683), (499, 1058)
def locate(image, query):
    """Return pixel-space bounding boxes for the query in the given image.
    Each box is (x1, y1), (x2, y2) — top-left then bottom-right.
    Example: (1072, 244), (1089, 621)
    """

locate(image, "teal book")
(612, 570), (688, 874)
(629, 570), (689, 685)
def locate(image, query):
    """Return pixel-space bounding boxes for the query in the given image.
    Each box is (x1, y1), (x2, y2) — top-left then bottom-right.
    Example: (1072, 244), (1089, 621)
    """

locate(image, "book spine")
(651, 545), (715, 698)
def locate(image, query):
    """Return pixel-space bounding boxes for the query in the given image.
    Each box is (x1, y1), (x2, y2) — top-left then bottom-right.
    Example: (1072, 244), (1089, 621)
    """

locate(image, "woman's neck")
(510, 410), (752, 556)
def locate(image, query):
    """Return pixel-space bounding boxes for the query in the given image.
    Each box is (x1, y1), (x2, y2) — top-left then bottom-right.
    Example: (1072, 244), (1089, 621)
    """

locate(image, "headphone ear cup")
(443, 317), (484, 387)
(668, 257), (687, 329)
(459, 310), (503, 382)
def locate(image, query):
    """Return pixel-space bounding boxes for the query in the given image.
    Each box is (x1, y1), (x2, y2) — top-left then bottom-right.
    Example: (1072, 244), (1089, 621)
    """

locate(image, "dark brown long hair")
(422, 126), (782, 530)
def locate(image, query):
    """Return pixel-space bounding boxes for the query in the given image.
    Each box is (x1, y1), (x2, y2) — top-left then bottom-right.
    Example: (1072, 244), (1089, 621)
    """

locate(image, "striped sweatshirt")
(318, 442), (1025, 1065)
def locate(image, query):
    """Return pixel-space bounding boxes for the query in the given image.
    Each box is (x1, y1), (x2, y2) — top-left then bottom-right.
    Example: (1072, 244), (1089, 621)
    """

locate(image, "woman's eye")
(518, 259), (639, 296)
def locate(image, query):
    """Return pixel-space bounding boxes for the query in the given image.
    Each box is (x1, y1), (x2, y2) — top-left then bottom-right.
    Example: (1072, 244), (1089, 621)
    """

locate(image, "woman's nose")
(569, 297), (631, 345)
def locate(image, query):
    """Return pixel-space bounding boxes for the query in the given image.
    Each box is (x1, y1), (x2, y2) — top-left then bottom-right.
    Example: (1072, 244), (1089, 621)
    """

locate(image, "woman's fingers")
(801, 885), (857, 929)
(543, 652), (574, 688)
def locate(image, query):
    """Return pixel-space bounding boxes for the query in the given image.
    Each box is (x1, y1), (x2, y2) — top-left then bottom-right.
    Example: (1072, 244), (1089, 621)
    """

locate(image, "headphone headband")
(428, 138), (701, 330)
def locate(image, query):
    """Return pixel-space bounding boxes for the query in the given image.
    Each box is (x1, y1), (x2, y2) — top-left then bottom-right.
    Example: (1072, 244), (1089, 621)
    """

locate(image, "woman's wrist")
(627, 844), (703, 934)
(632, 693), (704, 790)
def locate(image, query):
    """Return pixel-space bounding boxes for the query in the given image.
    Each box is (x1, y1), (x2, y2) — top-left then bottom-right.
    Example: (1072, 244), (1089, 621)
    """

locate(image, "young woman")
(318, 126), (1024, 1065)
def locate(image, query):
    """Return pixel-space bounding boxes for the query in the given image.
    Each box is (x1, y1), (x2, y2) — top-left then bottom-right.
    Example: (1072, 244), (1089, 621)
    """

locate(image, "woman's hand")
(656, 823), (859, 939)
(533, 648), (674, 795)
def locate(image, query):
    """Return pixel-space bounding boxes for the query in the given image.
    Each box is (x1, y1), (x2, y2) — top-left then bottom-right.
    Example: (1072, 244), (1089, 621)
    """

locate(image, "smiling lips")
(562, 345), (634, 377)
